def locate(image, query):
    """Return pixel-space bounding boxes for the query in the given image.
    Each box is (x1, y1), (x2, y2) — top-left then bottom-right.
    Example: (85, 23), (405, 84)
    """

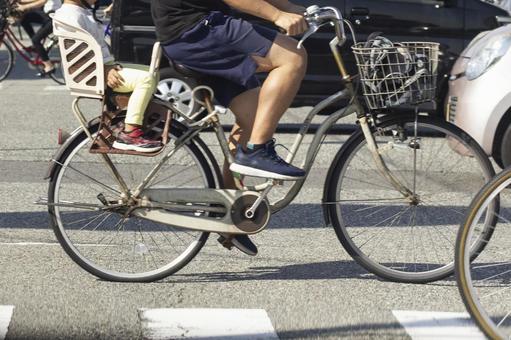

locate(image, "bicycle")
(455, 166), (511, 339)
(0, 0), (64, 84)
(40, 6), (496, 283)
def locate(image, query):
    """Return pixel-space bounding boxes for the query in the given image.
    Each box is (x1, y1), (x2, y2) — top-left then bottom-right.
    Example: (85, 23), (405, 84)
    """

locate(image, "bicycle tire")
(48, 119), (218, 282)
(456, 167), (511, 340)
(45, 36), (65, 85)
(0, 39), (14, 82)
(326, 114), (496, 283)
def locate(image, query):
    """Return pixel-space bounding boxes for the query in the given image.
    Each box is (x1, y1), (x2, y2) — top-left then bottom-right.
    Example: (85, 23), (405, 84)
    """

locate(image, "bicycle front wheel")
(456, 167), (511, 340)
(0, 39), (13, 82)
(326, 114), (496, 283)
(45, 35), (65, 85)
(48, 121), (218, 282)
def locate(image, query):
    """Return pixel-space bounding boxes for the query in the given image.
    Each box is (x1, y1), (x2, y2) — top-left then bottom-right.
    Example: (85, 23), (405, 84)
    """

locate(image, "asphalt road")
(0, 54), (489, 340)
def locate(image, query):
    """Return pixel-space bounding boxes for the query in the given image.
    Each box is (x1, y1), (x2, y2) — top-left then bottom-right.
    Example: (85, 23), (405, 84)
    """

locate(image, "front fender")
(321, 128), (363, 227)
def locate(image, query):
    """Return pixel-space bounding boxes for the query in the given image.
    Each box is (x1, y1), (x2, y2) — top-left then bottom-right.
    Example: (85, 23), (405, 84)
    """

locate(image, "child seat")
(52, 17), (171, 157)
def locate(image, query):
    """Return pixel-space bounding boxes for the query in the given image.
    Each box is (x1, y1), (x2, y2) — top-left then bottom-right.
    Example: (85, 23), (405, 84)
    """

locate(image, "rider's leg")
(32, 19), (55, 74)
(229, 34), (308, 179)
(215, 87), (260, 256)
(249, 34), (307, 144)
(113, 64), (158, 129)
(110, 64), (162, 152)
(222, 87), (259, 189)
(20, 10), (46, 39)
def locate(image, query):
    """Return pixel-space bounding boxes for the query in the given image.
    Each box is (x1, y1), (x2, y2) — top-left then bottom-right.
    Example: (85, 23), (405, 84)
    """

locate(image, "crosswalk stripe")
(0, 306), (14, 340)
(393, 310), (486, 339)
(139, 308), (279, 339)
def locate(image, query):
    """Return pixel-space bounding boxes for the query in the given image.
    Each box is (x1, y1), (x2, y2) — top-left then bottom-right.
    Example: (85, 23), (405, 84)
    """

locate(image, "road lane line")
(0, 242), (117, 247)
(393, 310), (486, 339)
(139, 308), (279, 339)
(43, 85), (67, 91)
(0, 242), (60, 246)
(0, 305), (14, 340)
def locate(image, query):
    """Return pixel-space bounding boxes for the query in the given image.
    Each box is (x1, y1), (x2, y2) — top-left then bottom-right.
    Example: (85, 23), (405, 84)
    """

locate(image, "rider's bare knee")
(286, 47), (308, 77)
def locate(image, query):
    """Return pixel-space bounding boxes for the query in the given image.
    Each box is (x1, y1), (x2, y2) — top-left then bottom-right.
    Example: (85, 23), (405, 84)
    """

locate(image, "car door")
(345, 0), (465, 53)
(344, 0), (466, 106)
(111, 0), (156, 64)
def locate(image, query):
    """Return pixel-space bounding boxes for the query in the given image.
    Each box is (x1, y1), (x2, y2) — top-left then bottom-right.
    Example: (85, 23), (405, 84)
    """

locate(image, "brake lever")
(297, 23), (320, 49)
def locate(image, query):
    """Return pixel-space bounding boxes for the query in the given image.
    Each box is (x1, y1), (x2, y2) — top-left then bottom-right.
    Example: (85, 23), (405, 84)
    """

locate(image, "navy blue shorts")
(162, 11), (278, 107)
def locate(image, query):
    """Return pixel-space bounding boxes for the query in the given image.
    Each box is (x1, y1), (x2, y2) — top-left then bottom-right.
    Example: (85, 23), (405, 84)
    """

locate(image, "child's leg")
(113, 64), (157, 130)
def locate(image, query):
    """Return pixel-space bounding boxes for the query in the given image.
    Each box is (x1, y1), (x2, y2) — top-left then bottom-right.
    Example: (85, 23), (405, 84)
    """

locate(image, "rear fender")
(44, 118), (100, 180)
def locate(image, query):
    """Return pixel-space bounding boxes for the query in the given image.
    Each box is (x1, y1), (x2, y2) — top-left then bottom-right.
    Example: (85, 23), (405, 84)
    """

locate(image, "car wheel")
(155, 67), (200, 117)
(496, 124), (511, 169)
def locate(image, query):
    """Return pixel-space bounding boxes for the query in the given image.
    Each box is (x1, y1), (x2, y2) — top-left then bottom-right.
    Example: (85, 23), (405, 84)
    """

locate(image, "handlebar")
(297, 5), (347, 49)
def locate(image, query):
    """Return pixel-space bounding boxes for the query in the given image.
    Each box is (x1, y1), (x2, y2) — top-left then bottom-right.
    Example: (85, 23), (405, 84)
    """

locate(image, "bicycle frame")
(1, 26), (43, 65)
(58, 9), (416, 234)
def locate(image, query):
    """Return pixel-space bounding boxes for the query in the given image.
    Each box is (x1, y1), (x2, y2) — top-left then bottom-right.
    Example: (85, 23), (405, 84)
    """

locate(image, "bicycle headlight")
(466, 34), (511, 81)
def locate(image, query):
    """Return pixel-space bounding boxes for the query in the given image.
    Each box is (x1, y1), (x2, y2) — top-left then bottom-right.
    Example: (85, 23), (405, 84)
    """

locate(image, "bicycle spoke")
(50, 127), (211, 281)
(59, 160), (121, 195)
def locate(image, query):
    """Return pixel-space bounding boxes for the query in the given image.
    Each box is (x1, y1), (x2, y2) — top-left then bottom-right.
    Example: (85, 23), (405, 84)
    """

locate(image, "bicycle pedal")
(217, 235), (234, 250)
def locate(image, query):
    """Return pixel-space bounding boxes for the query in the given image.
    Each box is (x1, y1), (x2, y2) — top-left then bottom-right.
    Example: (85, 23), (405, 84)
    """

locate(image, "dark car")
(110, 0), (510, 114)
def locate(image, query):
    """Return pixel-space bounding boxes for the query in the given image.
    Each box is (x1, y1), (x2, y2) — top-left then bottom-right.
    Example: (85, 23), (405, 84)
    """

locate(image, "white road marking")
(393, 310), (486, 339)
(0, 306), (14, 340)
(0, 242), (117, 247)
(0, 242), (60, 246)
(139, 308), (279, 339)
(43, 85), (67, 91)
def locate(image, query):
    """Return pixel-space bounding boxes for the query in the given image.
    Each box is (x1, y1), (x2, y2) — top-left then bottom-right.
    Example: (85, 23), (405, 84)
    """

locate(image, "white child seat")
(51, 16), (162, 100)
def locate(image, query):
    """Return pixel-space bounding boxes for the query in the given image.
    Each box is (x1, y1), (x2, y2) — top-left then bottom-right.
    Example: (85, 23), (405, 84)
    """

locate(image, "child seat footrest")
(89, 99), (172, 157)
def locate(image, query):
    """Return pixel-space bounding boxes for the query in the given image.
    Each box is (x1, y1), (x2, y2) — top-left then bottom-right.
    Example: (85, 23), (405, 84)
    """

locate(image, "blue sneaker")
(229, 139), (306, 180)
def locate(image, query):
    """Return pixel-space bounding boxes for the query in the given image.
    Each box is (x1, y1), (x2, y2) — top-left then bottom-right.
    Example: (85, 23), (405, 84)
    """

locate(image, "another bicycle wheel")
(48, 120), (219, 282)
(0, 39), (13, 82)
(326, 114), (496, 283)
(45, 35), (65, 85)
(456, 167), (511, 340)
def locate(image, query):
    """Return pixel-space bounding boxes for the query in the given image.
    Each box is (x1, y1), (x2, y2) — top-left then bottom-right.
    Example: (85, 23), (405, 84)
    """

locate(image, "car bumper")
(447, 61), (511, 156)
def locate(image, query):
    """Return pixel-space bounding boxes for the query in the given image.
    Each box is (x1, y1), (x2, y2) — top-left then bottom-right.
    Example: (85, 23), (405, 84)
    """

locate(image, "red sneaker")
(112, 128), (162, 153)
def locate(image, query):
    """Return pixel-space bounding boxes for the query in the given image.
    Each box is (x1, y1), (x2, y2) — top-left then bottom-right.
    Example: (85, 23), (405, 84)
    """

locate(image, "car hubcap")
(155, 78), (195, 116)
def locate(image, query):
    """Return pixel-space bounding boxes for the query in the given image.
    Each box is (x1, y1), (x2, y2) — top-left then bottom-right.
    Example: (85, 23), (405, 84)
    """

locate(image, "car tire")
(155, 67), (200, 117)
(496, 124), (511, 168)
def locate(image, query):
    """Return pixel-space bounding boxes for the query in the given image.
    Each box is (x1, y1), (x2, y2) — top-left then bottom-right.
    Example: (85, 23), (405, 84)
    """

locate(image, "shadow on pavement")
(0, 202), (485, 230)
(171, 260), (379, 282)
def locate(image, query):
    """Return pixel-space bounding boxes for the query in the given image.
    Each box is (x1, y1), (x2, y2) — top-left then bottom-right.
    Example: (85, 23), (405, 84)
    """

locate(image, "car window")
(119, 0), (153, 26)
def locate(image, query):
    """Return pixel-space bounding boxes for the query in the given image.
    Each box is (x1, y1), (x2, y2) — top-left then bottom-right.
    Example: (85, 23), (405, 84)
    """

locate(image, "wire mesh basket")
(352, 40), (439, 110)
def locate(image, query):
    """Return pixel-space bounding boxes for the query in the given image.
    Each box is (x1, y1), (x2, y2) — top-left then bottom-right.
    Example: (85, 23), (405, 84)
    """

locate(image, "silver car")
(447, 19), (511, 168)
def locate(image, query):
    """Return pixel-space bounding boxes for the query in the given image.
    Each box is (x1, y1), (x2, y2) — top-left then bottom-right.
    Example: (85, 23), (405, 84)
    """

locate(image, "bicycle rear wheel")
(45, 35), (65, 85)
(48, 120), (218, 282)
(456, 167), (511, 340)
(326, 114), (496, 283)
(0, 39), (13, 82)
